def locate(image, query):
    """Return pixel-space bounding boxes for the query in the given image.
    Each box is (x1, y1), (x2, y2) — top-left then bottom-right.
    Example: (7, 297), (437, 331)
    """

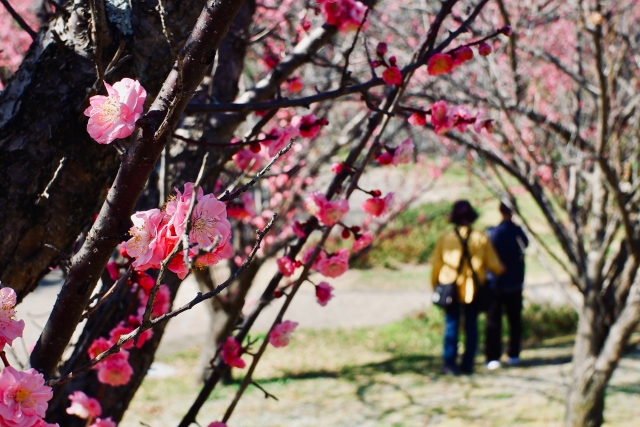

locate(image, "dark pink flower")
(84, 78), (147, 144)
(105, 262), (119, 281)
(277, 256), (297, 277)
(269, 321), (298, 348)
(0, 367), (52, 427)
(315, 282), (334, 306)
(208, 422), (227, 427)
(376, 152), (393, 165)
(220, 337), (245, 368)
(138, 284), (171, 319)
(376, 42), (388, 56)
(452, 46), (473, 67)
(66, 391), (102, 420)
(427, 53), (453, 76)
(295, 114), (326, 139)
(382, 66), (403, 86)
(323, 0), (367, 32)
(361, 197), (385, 216)
(478, 42), (492, 56)
(95, 351), (133, 387)
(408, 112), (426, 126)
(292, 221), (306, 238)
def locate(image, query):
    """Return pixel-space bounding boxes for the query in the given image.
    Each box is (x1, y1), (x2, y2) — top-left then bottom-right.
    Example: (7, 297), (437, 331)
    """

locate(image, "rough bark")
(29, 0), (246, 379)
(0, 0), (209, 299)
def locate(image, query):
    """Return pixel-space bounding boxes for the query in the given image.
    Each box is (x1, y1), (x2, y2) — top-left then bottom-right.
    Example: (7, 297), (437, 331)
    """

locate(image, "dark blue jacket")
(486, 221), (528, 292)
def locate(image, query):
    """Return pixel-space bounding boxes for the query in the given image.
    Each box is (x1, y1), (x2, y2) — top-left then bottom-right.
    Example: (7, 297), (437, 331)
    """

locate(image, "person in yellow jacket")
(431, 200), (503, 375)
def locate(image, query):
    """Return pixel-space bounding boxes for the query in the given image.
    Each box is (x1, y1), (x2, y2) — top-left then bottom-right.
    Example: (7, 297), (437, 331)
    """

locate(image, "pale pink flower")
(382, 66), (403, 86)
(269, 321), (298, 348)
(316, 249), (350, 278)
(0, 367), (52, 427)
(276, 257), (297, 277)
(449, 105), (472, 132)
(352, 231), (373, 252)
(220, 337), (245, 368)
(315, 282), (334, 306)
(304, 192), (327, 218)
(95, 351), (134, 387)
(90, 417), (116, 427)
(190, 193), (232, 248)
(0, 288), (25, 350)
(84, 78), (147, 144)
(66, 391), (102, 420)
(392, 138), (414, 165)
(123, 209), (165, 272)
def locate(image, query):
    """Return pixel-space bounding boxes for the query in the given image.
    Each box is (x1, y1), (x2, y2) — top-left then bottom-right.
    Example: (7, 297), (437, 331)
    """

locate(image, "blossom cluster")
(123, 183), (233, 279)
(0, 288), (54, 427)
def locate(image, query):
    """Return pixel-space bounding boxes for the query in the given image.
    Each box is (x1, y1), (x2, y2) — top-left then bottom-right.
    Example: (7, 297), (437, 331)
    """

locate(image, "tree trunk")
(0, 0), (207, 299)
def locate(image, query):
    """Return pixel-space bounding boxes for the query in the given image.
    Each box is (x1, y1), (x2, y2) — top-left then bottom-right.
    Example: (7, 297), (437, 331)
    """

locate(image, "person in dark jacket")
(485, 202), (529, 370)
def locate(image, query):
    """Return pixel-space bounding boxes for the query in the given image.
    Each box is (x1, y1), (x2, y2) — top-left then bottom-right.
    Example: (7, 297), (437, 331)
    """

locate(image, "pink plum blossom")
(392, 138), (414, 165)
(208, 422), (227, 427)
(66, 391), (101, 420)
(382, 66), (403, 86)
(0, 288), (25, 350)
(84, 78), (147, 144)
(269, 321), (298, 348)
(138, 284), (171, 319)
(361, 197), (385, 216)
(316, 249), (350, 278)
(220, 337), (245, 368)
(295, 114), (326, 139)
(323, 0), (367, 32)
(0, 367), (52, 427)
(408, 112), (426, 126)
(109, 321), (152, 350)
(301, 247), (327, 270)
(190, 193), (232, 248)
(286, 76), (304, 93)
(233, 148), (262, 172)
(427, 53), (453, 76)
(264, 127), (299, 157)
(452, 46), (473, 67)
(292, 221), (306, 238)
(276, 256), (297, 277)
(123, 208), (165, 272)
(315, 282), (334, 306)
(95, 351), (134, 387)
(304, 192), (349, 226)
(352, 231), (373, 252)
(478, 42), (492, 56)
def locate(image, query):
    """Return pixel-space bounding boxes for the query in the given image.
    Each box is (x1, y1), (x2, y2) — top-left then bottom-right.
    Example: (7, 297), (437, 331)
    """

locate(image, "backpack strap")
(454, 227), (480, 286)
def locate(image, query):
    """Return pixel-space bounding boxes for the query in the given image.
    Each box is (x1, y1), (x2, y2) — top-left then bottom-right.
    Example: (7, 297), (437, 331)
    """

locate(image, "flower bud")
(376, 42), (388, 56)
(478, 42), (492, 56)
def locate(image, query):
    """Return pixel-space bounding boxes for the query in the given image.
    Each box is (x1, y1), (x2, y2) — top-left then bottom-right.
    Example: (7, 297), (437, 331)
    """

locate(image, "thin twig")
(219, 141), (294, 202)
(0, 0), (37, 40)
(46, 215), (277, 387)
(82, 266), (133, 320)
(141, 153), (209, 326)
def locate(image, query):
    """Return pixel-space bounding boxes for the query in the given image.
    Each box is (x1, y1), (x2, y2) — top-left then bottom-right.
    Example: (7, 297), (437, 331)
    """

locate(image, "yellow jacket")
(431, 226), (503, 304)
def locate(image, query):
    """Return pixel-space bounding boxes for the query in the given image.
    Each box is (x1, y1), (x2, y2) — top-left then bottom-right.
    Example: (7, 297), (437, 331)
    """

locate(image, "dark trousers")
(443, 301), (478, 373)
(485, 289), (522, 362)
